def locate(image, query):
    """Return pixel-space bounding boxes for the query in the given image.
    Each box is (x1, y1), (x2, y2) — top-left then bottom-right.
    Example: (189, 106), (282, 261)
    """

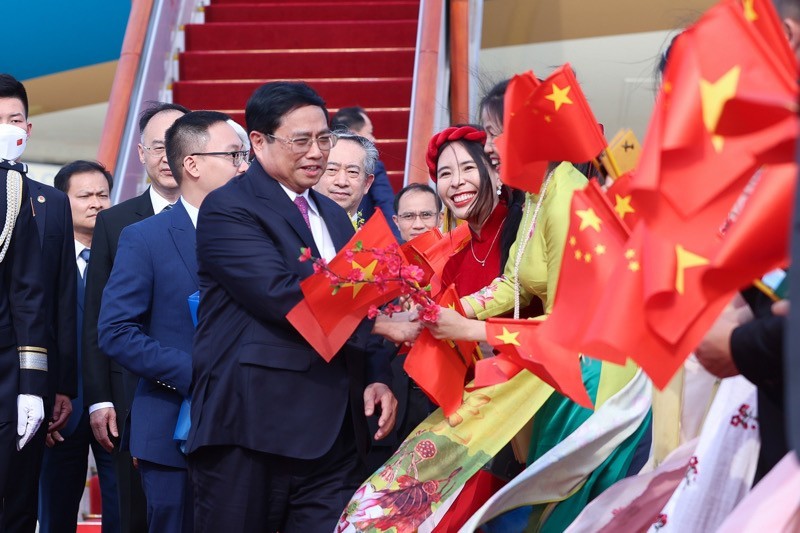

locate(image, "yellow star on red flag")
(743, 0), (757, 21)
(675, 244), (709, 294)
(699, 65), (741, 152)
(614, 194), (635, 220)
(496, 327), (521, 346)
(545, 83), (573, 111)
(341, 259), (378, 298)
(576, 208), (602, 232)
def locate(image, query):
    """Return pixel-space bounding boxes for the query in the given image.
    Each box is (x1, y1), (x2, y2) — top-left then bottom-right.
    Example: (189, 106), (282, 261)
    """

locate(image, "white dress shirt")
(149, 186), (173, 214)
(74, 240), (90, 278)
(278, 183), (337, 261)
(181, 197), (199, 229)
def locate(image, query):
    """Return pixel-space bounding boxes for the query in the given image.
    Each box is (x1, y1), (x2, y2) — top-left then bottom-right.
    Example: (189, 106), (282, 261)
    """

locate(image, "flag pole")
(600, 147), (623, 179)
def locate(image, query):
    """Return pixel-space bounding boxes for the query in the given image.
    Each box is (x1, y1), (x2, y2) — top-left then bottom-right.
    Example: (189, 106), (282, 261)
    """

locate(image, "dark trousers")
(189, 419), (361, 533)
(113, 448), (148, 533)
(0, 421), (16, 521)
(138, 460), (192, 533)
(39, 410), (119, 533)
(2, 419), (47, 533)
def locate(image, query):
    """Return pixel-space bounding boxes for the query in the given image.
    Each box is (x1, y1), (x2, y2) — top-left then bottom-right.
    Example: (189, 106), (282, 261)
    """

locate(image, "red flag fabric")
(287, 210), (406, 361)
(577, 224), (731, 389)
(500, 65), (607, 193)
(403, 285), (478, 416)
(485, 318), (592, 408)
(703, 162), (796, 295)
(604, 171), (640, 231)
(737, 0), (798, 77)
(400, 223), (471, 296)
(431, 470), (507, 532)
(538, 180), (631, 363)
(632, 0), (796, 223)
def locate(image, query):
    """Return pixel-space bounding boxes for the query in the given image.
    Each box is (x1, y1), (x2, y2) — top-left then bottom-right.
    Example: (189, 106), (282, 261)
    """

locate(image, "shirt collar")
(180, 197), (199, 228)
(149, 187), (173, 214)
(277, 182), (319, 215)
(74, 239), (88, 262)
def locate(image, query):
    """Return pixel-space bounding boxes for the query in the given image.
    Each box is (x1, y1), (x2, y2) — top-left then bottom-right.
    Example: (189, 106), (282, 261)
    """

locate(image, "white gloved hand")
(16, 394), (44, 450)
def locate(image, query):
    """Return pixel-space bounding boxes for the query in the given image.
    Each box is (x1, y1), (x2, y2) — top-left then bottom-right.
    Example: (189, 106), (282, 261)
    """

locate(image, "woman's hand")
(423, 306), (487, 342)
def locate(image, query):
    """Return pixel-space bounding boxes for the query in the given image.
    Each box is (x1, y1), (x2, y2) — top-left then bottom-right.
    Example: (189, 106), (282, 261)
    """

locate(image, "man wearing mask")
(0, 74), (78, 533)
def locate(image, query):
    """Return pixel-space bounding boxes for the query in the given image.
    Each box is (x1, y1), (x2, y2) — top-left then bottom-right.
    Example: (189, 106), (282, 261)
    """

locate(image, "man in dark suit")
(0, 74), (78, 533)
(83, 102), (188, 533)
(98, 111), (246, 532)
(38, 160), (119, 533)
(0, 158), (48, 520)
(187, 82), (419, 532)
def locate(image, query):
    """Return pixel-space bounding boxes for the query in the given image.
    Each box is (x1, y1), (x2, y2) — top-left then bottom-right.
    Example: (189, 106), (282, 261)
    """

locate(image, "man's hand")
(373, 312), (423, 345)
(90, 407), (118, 452)
(17, 394), (44, 450)
(772, 299), (790, 316)
(45, 430), (64, 448)
(695, 304), (746, 378)
(364, 383), (397, 441)
(48, 393), (72, 433)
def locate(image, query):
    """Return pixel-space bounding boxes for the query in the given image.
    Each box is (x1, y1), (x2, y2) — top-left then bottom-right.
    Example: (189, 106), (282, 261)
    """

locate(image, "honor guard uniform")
(0, 158), (48, 494)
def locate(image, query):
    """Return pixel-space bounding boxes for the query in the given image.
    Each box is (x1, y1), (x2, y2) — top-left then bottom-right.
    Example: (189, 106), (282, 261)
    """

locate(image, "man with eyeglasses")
(83, 101), (188, 533)
(312, 131), (376, 229)
(392, 183), (443, 242)
(98, 111), (245, 532)
(187, 81), (419, 532)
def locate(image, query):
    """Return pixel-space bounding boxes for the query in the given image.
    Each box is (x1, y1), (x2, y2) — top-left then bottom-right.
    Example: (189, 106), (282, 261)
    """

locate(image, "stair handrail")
(98, 0), (205, 205)
(404, 0), (483, 185)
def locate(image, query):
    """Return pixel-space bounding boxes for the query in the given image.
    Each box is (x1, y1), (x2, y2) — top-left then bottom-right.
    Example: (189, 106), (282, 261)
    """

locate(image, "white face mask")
(0, 124), (27, 162)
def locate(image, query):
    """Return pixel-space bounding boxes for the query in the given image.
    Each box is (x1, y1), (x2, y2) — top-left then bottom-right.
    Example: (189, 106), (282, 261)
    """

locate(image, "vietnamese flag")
(287, 210), (406, 361)
(632, 0), (796, 223)
(400, 223), (471, 296)
(499, 65), (607, 193)
(484, 318), (591, 408)
(403, 285), (478, 416)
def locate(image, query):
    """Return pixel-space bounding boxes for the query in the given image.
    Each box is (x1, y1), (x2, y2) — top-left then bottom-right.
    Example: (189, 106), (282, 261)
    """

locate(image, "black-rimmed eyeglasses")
(190, 150), (250, 167)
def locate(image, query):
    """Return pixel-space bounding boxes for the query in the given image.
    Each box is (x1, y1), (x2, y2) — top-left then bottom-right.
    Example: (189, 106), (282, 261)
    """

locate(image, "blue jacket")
(98, 201), (196, 468)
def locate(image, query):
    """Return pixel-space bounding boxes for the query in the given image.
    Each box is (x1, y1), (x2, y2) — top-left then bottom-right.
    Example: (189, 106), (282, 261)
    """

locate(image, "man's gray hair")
(332, 131), (379, 176)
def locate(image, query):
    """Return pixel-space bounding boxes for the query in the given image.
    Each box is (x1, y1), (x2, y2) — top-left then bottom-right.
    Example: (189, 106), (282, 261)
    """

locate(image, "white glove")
(16, 394), (44, 450)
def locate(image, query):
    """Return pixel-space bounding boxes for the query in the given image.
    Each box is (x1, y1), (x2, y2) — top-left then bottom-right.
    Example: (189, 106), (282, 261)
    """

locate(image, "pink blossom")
(400, 265), (425, 283)
(344, 249), (355, 263)
(420, 303), (441, 324)
(367, 305), (380, 319)
(348, 269), (365, 282)
(298, 247), (313, 262)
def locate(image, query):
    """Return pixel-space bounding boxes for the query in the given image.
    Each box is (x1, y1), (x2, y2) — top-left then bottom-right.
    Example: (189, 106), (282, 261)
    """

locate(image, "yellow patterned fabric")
(463, 162), (587, 318)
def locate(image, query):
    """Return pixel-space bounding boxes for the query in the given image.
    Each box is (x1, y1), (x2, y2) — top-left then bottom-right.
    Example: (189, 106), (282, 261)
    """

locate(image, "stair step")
(386, 170), (404, 193)
(205, 2), (419, 22)
(179, 49), (415, 81)
(227, 108), (410, 139)
(375, 140), (408, 173)
(174, 78), (413, 112)
(185, 20), (418, 50)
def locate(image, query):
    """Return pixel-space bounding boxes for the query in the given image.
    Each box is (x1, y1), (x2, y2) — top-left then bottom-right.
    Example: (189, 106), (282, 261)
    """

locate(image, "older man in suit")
(0, 73), (77, 533)
(187, 82), (419, 532)
(83, 102), (188, 533)
(98, 111), (247, 532)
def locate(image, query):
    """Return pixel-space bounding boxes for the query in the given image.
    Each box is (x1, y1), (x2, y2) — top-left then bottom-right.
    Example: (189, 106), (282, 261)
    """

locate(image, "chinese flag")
(403, 285), (478, 416)
(604, 171), (640, 231)
(287, 211), (405, 361)
(538, 180), (631, 363)
(736, 0), (798, 77)
(485, 318), (592, 408)
(577, 224), (731, 389)
(500, 65), (607, 193)
(400, 223), (471, 296)
(703, 162), (796, 296)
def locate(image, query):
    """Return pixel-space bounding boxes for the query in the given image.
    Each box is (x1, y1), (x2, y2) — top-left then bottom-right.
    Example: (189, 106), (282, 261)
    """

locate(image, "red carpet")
(174, 0), (420, 190)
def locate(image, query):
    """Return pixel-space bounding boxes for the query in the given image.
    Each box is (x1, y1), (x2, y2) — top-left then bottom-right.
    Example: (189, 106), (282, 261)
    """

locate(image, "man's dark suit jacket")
(82, 190), (154, 419)
(26, 178), (77, 407)
(0, 161), (48, 419)
(732, 287), (786, 481)
(187, 160), (389, 461)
